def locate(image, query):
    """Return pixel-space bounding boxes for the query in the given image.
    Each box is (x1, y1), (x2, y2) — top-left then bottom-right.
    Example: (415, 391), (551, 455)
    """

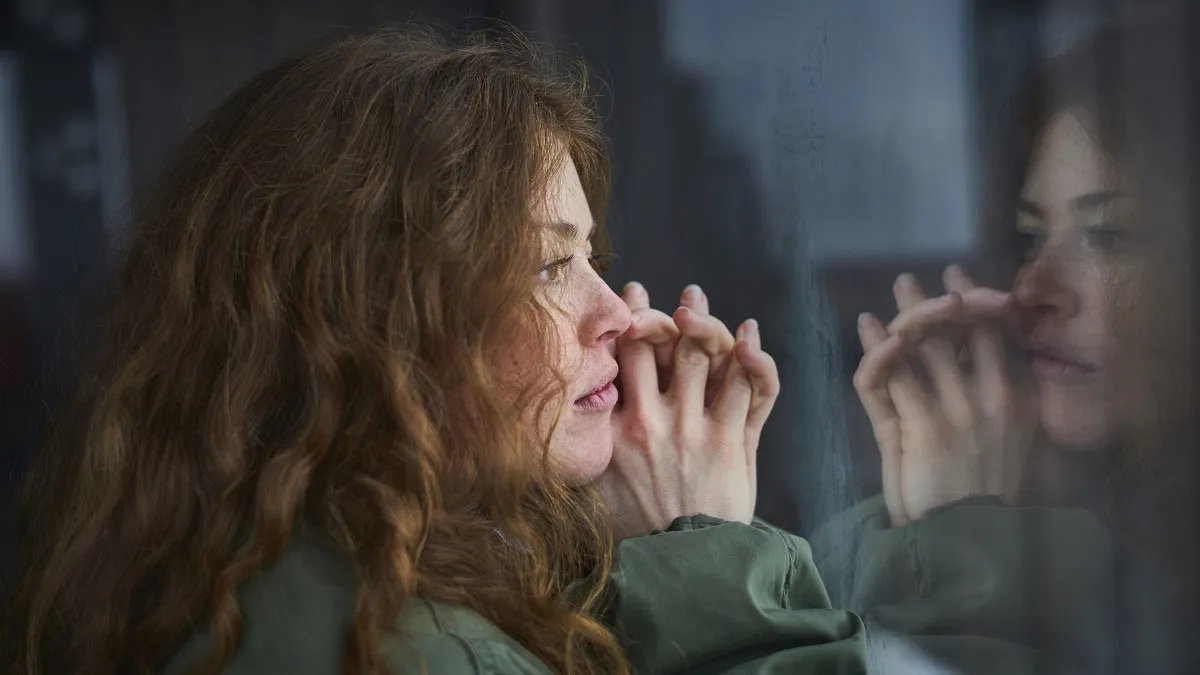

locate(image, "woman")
(820, 18), (1198, 675)
(3, 26), (866, 675)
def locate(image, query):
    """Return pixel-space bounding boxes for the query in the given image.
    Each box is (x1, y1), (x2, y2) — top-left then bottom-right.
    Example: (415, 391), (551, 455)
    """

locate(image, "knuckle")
(673, 420), (705, 449)
(725, 375), (754, 397)
(952, 405), (977, 429)
(675, 344), (709, 367)
(852, 367), (871, 391)
(758, 379), (781, 399)
(620, 413), (660, 446)
(986, 390), (1016, 419)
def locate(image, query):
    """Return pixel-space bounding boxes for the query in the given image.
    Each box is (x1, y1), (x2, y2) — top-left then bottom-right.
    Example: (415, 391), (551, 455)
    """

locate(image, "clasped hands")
(597, 283), (778, 541)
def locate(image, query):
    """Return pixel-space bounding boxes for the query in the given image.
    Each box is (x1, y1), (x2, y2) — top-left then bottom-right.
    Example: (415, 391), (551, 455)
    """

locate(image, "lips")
(574, 364), (619, 412)
(1025, 341), (1097, 380)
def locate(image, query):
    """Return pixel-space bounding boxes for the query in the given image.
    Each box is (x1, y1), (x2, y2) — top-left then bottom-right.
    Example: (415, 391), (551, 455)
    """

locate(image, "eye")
(1015, 229), (1046, 254)
(536, 255), (574, 283)
(588, 253), (616, 275)
(1084, 225), (1129, 253)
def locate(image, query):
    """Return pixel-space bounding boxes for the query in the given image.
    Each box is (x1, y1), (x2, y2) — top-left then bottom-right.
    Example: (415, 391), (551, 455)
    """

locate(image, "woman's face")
(511, 154), (631, 481)
(1013, 108), (1151, 451)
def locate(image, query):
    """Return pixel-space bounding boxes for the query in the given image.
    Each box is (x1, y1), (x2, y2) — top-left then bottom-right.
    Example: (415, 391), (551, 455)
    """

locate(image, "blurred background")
(0, 0), (1187, 570)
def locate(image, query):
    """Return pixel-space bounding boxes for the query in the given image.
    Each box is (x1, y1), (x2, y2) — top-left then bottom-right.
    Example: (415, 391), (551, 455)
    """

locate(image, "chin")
(553, 418), (614, 484)
(1040, 394), (1114, 452)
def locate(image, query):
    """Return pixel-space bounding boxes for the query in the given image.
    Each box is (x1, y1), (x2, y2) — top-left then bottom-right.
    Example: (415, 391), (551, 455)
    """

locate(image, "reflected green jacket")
(167, 516), (867, 674)
(812, 495), (1189, 674)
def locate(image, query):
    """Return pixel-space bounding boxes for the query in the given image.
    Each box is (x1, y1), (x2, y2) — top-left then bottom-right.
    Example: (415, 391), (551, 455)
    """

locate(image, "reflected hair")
(983, 15), (1200, 567)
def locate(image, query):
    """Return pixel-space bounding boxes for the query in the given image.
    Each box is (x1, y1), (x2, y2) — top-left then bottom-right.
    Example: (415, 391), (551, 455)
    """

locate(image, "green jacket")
(812, 495), (1189, 674)
(166, 516), (867, 674)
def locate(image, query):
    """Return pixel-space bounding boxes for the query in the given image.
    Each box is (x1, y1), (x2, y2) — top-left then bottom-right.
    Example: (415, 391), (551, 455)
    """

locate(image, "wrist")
(920, 494), (1008, 520)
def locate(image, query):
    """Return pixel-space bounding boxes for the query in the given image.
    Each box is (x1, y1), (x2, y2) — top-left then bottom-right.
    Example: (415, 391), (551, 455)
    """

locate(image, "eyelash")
(537, 256), (574, 283)
(1015, 225), (1129, 256)
(1084, 226), (1127, 252)
(1017, 231), (1045, 250)
(537, 254), (615, 283)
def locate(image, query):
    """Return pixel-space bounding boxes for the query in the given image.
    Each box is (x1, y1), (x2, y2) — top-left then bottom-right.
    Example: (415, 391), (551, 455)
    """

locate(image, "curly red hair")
(6, 25), (626, 675)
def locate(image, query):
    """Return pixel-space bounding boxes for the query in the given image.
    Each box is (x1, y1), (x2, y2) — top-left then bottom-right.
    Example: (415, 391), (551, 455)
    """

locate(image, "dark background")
(0, 0), (1143, 578)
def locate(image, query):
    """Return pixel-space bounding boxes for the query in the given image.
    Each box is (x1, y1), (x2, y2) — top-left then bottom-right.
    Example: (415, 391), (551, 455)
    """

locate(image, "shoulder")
(166, 535), (551, 674)
(386, 598), (553, 674)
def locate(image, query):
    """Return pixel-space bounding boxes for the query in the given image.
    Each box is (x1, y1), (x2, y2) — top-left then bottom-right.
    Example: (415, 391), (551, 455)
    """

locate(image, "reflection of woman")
(819, 21), (1198, 674)
(4, 28), (866, 675)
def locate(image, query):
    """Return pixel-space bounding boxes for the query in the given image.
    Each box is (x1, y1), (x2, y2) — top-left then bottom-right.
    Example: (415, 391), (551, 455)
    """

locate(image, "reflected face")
(1013, 108), (1149, 451)
(510, 154), (631, 481)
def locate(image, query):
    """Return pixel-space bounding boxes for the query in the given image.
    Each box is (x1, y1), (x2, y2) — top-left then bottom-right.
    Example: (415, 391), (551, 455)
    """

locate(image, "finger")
(622, 281), (651, 312)
(710, 320), (755, 425)
(623, 282), (672, 387)
(615, 283), (676, 383)
(679, 284), (711, 315)
(944, 265), (1011, 414)
(857, 311), (930, 426)
(678, 285), (726, 402)
(672, 305), (736, 373)
(732, 320), (779, 441)
(886, 288), (1013, 338)
(616, 308), (678, 406)
(892, 273), (928, 312)
(670, 307), (714, 413)
(631, 309), (681, 389)
(893, 275), (972, 422)
(853, 314), (905, 432)
(732, 335), (776, 519)
(623, 308), (681, 345)
(907, 294), (975, 424)
(853, 313), (907, 523)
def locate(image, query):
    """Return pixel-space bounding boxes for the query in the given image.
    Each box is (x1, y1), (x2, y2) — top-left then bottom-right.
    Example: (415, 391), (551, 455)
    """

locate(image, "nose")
(581, 278), (632, 348)
(1014, 248), (1081, 319)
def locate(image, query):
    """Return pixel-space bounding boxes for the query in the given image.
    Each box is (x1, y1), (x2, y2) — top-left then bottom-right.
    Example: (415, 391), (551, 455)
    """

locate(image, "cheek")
(1092, 262), (1171, 432)
(498, 305), (574, 386)
(1101, 261), (1152, 366)
(1064, 257), (1137, 362)
(545, 294), (588, 375)
(507, 308), (584, 425)
(1112, 262), (1190, 422)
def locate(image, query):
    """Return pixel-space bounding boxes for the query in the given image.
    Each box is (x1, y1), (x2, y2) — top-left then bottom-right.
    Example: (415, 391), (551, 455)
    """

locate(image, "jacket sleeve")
(811, 495), (1119, 675)
(602, 515), (868, 674)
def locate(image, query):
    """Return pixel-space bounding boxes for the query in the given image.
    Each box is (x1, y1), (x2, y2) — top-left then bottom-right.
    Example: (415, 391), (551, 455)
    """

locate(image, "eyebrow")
(545, 220), (596, 241)
(1017, 190), (1126, 217)
(1071, 190), (1125, 211)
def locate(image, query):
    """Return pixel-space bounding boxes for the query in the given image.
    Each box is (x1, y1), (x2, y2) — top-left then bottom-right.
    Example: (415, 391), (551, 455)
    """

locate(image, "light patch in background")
(0, 53), (33, 280)
(662, 0), (980, 263)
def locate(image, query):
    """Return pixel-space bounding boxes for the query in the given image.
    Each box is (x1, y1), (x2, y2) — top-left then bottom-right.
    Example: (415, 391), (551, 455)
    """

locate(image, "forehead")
(536, 155), (594, 240)
(1022, 108), (1122, 204)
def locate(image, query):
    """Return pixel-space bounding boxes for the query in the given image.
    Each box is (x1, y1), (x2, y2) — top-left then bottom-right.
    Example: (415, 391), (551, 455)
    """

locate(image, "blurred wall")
(104, 0), (484, 191)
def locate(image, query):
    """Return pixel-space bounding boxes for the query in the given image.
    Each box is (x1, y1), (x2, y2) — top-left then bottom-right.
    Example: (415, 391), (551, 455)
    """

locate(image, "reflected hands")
(853, 265), (1037, 526)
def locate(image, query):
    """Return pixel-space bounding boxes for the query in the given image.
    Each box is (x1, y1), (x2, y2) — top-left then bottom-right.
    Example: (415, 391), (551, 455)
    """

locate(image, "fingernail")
(624, 281), (646, 295)
(745, 318), (759, 338)
(895, 273), (915, 289)
(857, 312), (871, 330)
(631, 313), (643, 324)
(945, 263), (964, 277)
(683, 284), (702, 302)
(677, 305), (692, 316)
